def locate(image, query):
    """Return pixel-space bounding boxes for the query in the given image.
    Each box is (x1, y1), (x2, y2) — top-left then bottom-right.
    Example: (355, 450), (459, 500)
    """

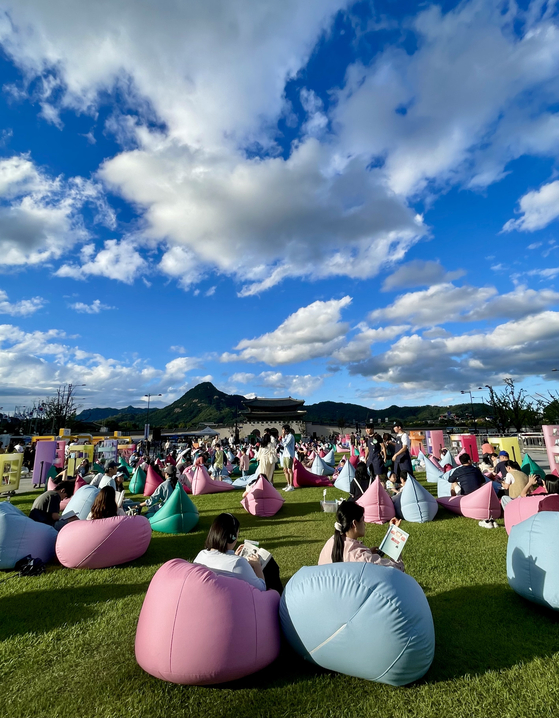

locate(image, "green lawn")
(2, 469), (559, 718)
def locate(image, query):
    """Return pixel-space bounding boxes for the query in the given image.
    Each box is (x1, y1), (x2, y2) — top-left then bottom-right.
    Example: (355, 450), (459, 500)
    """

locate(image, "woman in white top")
(256, 434), (278, 484)
(194, 513), (266, 591)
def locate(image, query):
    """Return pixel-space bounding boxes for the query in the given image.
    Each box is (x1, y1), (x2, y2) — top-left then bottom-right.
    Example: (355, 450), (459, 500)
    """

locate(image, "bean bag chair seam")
(310, 623), (347, 655)
(71, 520), (133, 568)
(250, 583), (258, 665)
(169, 569), (190, 677)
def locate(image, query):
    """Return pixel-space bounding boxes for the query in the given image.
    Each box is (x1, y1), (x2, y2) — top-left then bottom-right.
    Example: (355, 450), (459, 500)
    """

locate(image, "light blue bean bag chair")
(280, 563), (435, 685)
(334, 460), (355, 493)
(312, 456), (335, 476)
(393, 476), (438, 523)
(323, 449), (335, 465)
(62, 484), (100, 520)
(424, 457), (443, 484)
(436, 468), (456, 498)
(507, 512), (559, 610)
(0, 502), (57, 569)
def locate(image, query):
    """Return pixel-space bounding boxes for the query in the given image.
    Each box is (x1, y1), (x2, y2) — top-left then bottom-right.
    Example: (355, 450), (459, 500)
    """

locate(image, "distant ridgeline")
(74, 382), (485, 432)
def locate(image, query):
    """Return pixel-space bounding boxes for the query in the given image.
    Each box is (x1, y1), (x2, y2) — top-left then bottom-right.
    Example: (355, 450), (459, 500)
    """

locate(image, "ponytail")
(331, 500), (365, 563)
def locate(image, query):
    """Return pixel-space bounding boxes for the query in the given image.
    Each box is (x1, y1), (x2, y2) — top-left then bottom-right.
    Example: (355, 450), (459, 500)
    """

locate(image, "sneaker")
(285, 485), (295, 492)
(282, 486), (289, 491)
(491, 519), (499, 528)
(478, 519), (494, 529)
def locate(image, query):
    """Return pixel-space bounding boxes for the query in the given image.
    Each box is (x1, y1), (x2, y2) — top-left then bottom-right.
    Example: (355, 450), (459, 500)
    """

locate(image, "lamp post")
(143, 393), (162, 442)
(461, 387), (482, 433)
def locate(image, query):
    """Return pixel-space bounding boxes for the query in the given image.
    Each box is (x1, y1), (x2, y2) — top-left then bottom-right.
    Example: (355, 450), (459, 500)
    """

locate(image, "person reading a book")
(86, 486), (126, 520)
(318, 501), (405, 571)
(194, 513), (283, 593)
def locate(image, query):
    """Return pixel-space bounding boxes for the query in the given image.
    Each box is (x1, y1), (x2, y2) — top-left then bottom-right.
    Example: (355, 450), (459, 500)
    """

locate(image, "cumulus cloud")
(0, 288), (45, 316)
(370, 284), (559, 327)
(332, 324), (410, 363)
(0, 322), (202, 407)
(382, 260), (465, 291)
(56, 238), (148, 284)
(69, 299), (113, 314)
(503, 180), (559, 232)
(348, 310), (559, 392)
(0, 155), (113, 267)
(222, 296), (352, 365)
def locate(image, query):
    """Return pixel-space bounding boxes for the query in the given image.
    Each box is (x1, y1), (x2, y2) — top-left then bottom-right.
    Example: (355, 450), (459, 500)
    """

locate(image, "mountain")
(75, 406), (147, 422)
(77, 382), (486, 430)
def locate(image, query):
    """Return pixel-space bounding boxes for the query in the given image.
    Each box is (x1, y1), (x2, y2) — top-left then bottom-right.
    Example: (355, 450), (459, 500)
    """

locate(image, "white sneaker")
(282, 486), (289, 491)
(286, 485), (295, 492)
(478, 519), (494, 529)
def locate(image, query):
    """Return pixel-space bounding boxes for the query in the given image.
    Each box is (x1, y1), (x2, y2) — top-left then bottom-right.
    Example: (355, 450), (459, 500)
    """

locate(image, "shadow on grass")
(0, 582), (148, 640)
(427, 582), (559, 682)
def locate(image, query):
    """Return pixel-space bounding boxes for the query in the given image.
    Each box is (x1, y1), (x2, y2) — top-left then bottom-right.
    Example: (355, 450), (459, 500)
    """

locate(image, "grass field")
(2, 467), (559, 718)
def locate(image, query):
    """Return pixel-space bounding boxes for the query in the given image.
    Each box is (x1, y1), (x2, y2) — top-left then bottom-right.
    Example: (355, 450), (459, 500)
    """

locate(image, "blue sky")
(1, 0), (559, 414)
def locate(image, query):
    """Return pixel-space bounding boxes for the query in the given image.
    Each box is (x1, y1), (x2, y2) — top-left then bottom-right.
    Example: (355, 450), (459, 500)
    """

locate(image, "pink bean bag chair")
(144, 466), (164, 496)
(241, 476), (284, 517)
(436, 481), (501, 520)
(135, 560), (281, 684)
(319, 450), (326, 458)
(191, 465), (235, 495)
(349, 454), (360, 468)
(75, 476), (87, 490)
(56, 515), (152, 569)
(47, 478), (58, 491)
(356, 478), (396, 524)
(504, 494), (559, 535)
(59, 497), (71, 512)
(293, 460), (332, 488)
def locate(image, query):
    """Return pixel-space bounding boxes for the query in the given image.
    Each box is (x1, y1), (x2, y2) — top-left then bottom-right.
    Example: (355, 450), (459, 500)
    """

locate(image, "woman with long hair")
(87, 486), (126, 520)
(256, 433), (278, 484)
(318, 500), (404, 571)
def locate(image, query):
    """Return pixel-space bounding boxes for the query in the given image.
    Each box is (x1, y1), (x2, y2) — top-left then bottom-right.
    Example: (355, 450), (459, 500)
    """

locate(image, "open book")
(239, 539), (272, 568)
(378, 523), (409, 562)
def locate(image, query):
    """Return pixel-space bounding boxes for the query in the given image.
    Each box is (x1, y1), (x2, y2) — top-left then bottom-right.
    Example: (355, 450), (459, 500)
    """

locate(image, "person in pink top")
(239, 448), (250, 477)
(318, 500), (404, 571)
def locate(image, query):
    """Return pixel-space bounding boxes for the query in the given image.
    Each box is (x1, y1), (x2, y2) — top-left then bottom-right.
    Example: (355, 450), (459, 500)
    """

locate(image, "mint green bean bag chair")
(149, 484), (199, 534)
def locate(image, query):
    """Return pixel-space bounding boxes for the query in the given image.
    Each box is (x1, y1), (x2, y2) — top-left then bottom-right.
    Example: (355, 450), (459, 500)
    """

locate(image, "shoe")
(285, 485), (295, 492)
(491, 519), (499, 528)
(478, 519), (494, 529)
(282, 486), (289, 491)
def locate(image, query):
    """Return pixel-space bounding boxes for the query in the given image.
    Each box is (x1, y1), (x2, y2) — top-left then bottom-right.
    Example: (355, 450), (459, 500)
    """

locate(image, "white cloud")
(205, 286), (216, 297)
(0, 288), (45, 316)
(370, 283), (559, 327)
(0, 155), (113, 267)
(332, 323), (410, 363)
(503, 180), (559, 232)
(257, 371), (324, 397)
(69, 299), (113, 314)
(382, 260), (465, 291)
(222, 296), (352, 365)
(170, 345), (186, 354)
(229, 372), (256, 384)
(348, 310), (559, 391)
(56, 238), (147, 284)
(0, 322), (203, 407)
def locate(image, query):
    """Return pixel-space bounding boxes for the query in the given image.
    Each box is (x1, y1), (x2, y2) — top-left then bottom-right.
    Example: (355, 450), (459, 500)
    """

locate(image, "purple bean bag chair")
(144, 466), (164, 497)
(436, 481), (501, 520)
(356, 478), (396, 524)
(293, 460), (332, 488)
(56, 515), (152, 569)
(241, 476), (284, 517)
(135, 560), (281, 684)
(504, 494), (559, 535)
(191, 466), (236, 495)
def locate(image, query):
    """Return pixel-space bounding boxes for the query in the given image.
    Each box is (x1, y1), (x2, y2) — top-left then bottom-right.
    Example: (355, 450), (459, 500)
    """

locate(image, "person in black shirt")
(448, 453), (485, 496)
(29, 481), (74, 527)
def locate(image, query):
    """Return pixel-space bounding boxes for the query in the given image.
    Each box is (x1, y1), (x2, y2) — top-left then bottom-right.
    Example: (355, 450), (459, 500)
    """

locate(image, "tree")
(485, 379), (539, 433)
(40, 384), (83, 434)
(337, 416), (346, 432)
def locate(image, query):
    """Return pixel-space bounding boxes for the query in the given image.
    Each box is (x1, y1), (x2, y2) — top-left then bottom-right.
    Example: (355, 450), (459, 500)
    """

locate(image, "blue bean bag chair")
(334, 460), (355, 493)
(507, 512), (559, 610)
(62, 484), (99, 520)
(0, 502), (57, 569)
(280, 563), (435, 686)
(393, 476), (438, 523)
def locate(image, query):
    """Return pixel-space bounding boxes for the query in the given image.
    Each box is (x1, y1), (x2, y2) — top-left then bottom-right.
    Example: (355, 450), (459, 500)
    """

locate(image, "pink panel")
(241, 476), (284, 517)
(191, 466), (235, 495)
(293, 460), (332, 488)
(504, 494), (559, 535)
(356, 477), (396, 524)
(56, 515), (152, 568)
(460, 435), (479, 462)
(437, 481), (501, 520)
(426, 431), (445, 457)
(144, 466), (164, 496)
(135, 560), (280, 685)
(542, 425), (559, 475)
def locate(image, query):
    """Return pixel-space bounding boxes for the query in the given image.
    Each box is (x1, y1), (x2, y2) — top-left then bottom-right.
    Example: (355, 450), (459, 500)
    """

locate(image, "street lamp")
(143, 393), (162, 441)
(461, 387), (482, 433)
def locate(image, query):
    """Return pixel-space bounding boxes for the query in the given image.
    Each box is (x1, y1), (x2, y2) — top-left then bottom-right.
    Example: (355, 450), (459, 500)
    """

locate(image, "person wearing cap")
(391, 421), (415, 487)
(493, 451), (509, 480)
(98, 460), (119, 491)
(138, 465), (178, 516)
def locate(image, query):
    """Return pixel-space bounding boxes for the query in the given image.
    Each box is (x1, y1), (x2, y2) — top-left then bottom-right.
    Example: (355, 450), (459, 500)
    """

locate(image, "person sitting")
(493, 451), (510, 480)
(138, 465), (177, 517)
(448, 453), (485, 496)
(520, 473), (559, 498)
(194, 513), (267, 591)
(349, 462), (372, 499)
(29, 480), (75, 530)
(500, 460), (530, 508)
(87, 486), (126, 520)
(76, 458), (90, 478)
(94, 460), (118, 490)
(318, 500), (404, 571)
